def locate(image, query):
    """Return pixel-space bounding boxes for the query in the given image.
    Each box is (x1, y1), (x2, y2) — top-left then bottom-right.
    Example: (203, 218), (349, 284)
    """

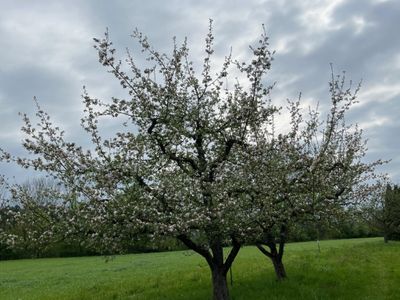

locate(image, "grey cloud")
(0, 0), (398, 183)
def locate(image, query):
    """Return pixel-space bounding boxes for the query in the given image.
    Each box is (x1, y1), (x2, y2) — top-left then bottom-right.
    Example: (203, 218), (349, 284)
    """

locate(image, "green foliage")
(288, 210), (380, 242)
(1, 238), (399, 300)
(385, 184), (400, 240)
(366, 183), (400, 242)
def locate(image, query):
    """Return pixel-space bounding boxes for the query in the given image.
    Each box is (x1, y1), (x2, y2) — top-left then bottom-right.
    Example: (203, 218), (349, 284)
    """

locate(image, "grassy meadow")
(0, 237), (399, 299)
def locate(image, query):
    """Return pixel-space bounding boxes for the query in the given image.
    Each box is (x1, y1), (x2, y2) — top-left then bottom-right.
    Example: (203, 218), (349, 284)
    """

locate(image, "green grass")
(1, 237), (399, 299)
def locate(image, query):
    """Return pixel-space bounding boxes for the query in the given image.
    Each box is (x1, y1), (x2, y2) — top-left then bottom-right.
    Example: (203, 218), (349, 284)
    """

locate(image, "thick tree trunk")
(178, 234), (240, 300)
(211, 266), (229, 300)
(271, 254), (286, 280)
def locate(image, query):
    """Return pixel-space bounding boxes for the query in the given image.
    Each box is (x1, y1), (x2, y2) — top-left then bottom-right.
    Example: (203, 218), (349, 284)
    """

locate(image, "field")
(0, 237), (399, 299)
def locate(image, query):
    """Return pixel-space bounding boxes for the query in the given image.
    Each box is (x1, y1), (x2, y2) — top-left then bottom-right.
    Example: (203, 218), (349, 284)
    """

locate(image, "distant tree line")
(2, 178), (397, 261)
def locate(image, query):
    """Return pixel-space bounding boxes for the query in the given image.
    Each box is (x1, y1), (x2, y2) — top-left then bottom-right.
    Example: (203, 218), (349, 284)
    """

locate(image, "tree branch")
(177, 234), (213, 267)
(223, 235), (241, 274)
(256, 243), (273, 258)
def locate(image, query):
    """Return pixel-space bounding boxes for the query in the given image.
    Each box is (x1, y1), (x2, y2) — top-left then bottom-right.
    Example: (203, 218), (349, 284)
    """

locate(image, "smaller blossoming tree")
(227, 71), (386, 280)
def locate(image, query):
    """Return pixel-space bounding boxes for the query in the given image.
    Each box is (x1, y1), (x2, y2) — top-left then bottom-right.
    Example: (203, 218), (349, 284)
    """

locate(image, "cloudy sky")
(0, 0), (399, 183)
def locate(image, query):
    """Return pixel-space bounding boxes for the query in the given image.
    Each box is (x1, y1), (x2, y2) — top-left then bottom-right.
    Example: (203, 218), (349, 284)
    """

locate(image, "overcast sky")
(0, 0), (399, 183)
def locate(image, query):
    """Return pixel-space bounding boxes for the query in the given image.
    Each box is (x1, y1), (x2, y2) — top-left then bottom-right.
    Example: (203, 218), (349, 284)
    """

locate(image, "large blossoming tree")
(1, 22), (278, 300)
(0, 21), (386, 299)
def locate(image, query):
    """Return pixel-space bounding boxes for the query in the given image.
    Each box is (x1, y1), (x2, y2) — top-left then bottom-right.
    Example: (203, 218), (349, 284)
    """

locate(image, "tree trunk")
(271, 254), (286, 280)
(177, 234), (240, 300)
(257, 224), (288, 281)
(384, 233), (389, 243)
(211, 266), (229, 300)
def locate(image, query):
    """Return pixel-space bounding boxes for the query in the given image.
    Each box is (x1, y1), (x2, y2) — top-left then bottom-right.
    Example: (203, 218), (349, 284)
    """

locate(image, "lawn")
(0, 237), (399, 299)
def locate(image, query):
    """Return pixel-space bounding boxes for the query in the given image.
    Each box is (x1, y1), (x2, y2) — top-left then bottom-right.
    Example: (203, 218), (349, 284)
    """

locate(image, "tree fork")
(178, 234), (240, 300)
